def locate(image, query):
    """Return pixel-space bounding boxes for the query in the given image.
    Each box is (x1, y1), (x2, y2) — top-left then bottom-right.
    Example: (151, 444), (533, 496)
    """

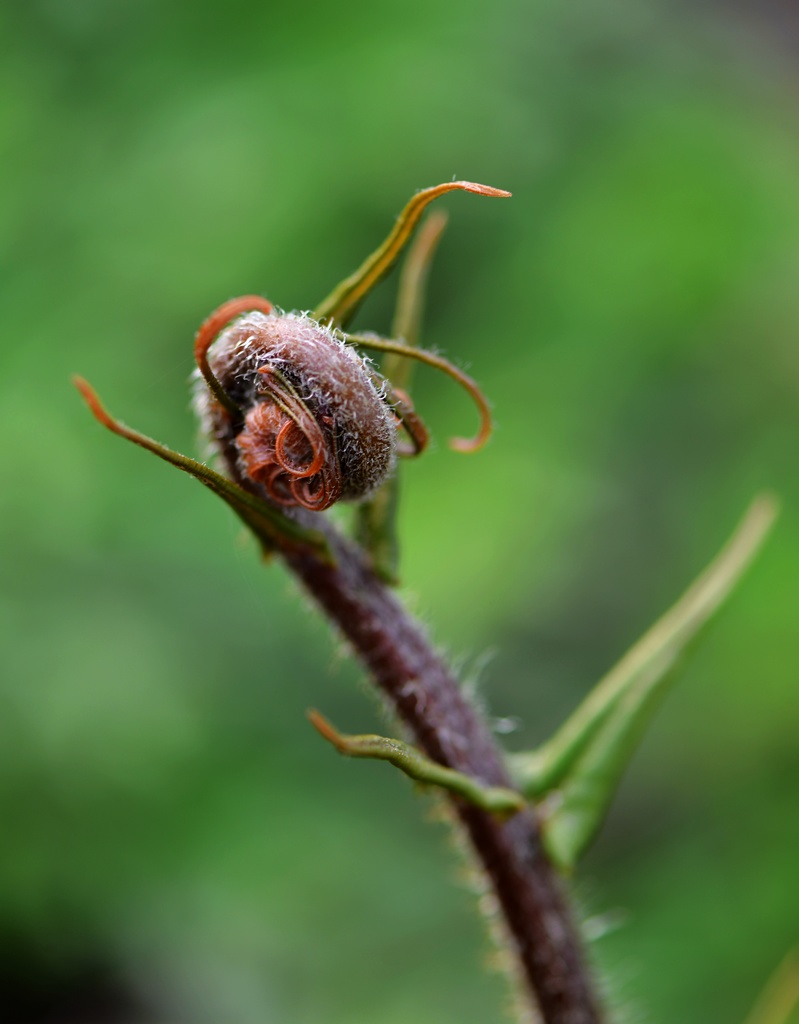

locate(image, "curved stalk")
(277, 505), (603, 1024)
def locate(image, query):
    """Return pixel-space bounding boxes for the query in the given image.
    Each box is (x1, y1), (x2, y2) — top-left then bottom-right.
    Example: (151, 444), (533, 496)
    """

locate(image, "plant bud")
(198, 311), (397, 512)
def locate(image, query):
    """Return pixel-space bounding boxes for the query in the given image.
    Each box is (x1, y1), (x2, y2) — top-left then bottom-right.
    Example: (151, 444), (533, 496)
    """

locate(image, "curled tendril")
(257, 367), (329, 477)
(235, 365), (342, 512)
(344, 333), (493, 453)
(194, 295), (275, 419)
(274, 419), (323, 478)
(387, 385), (429, 457)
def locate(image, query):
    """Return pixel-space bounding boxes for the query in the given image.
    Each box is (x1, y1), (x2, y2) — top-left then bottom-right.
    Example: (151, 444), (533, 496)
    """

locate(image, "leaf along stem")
(74, 376), (331, 560)
(313, 181), (510, 328)
(388, 209), (449, 385)
(308, 709), (526, 817)
(510, 494), (778, 870)
(355, 211), (447, 583)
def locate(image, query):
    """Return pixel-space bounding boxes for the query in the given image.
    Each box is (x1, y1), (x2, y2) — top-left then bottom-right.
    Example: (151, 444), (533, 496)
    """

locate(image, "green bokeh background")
(1, 1), (797, 1021)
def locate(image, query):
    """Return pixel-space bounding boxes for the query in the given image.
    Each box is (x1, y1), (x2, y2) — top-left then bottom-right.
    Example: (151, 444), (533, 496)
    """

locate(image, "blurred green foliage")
(1, 0), (798, 1021)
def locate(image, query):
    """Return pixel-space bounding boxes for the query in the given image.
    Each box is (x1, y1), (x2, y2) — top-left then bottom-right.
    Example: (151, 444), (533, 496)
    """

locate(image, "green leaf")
(507, 494), (778, 870)
(75, 376), (332, 562)
(308, 710), (525, 818)
(355, 211), (448, 584)
(313, 180), (509, 328)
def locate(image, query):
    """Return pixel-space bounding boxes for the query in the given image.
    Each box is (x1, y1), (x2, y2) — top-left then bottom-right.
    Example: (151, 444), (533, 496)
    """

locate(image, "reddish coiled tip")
(193, 295), (274, 369)
(74, 375), (115, 431)
(454, 181), (512, 198)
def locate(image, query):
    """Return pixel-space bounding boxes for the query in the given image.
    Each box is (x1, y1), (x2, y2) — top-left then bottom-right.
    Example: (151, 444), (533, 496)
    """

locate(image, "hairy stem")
(283, 514), (603, 1024)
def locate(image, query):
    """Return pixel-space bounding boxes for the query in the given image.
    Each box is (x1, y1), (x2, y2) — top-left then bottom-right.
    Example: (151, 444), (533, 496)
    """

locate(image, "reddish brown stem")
(275, 512), (603, 1024)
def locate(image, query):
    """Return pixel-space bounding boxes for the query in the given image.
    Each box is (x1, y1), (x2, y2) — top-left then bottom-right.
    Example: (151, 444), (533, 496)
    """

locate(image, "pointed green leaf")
(508, 495), (777, 869)
(346, 332), (492, 453)
(386, 209), (448, 387)
(355, 474), (402, 585)
(356, 212), (448, 584)
(313, 181), (509, 328)
(75, 376), (332, 562)
(308, 710), (525, 818)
